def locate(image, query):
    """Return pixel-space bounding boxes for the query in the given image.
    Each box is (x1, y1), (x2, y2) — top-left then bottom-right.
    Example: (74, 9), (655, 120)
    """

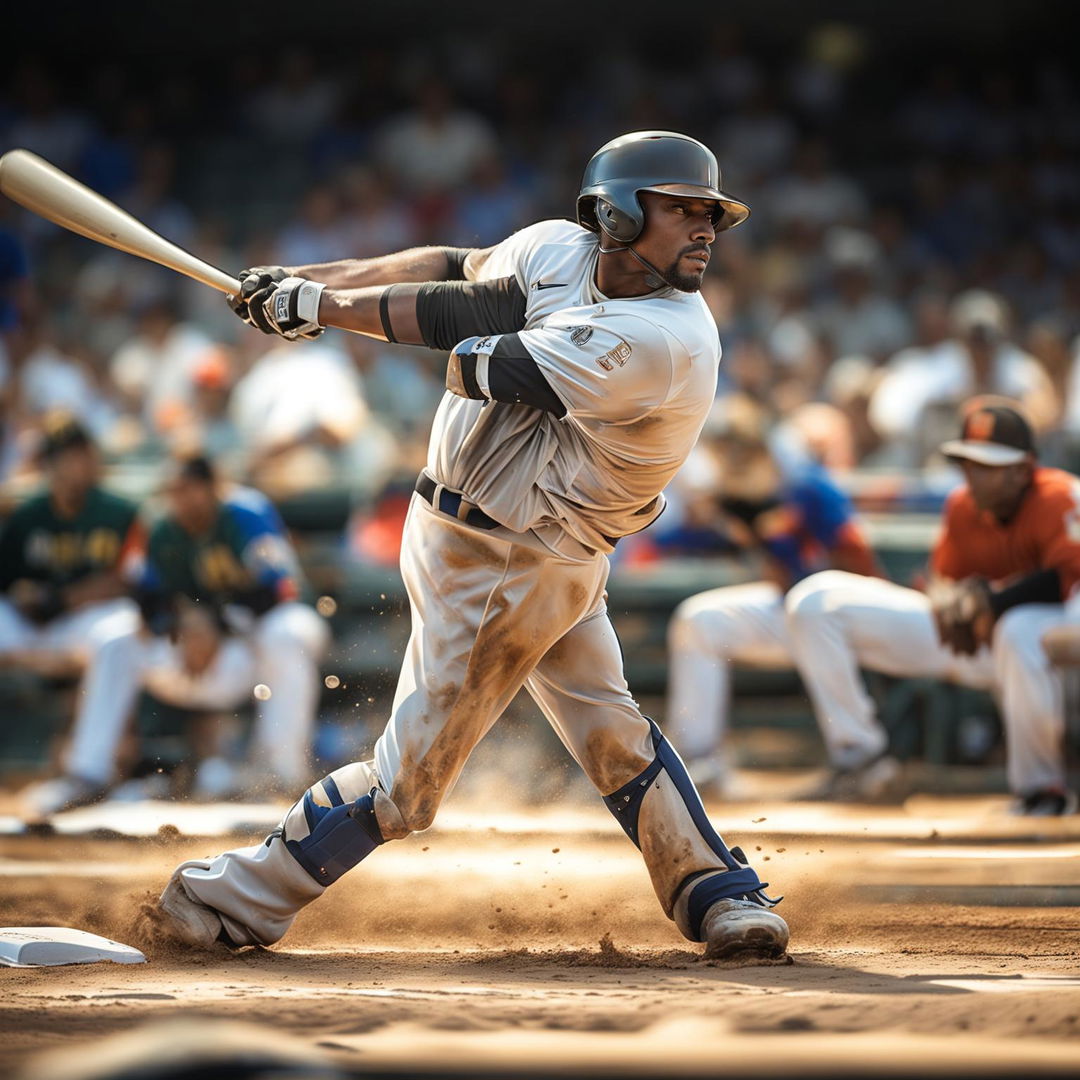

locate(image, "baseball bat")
(0, 149), (240, 295)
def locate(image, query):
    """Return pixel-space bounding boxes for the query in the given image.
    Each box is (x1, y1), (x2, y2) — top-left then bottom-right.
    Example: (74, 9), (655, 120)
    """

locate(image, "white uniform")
(785, 571), (1080, 793)
(61, 602), (328, 788)
(0, 596), (138, 663)
(173, 220), (777, 948)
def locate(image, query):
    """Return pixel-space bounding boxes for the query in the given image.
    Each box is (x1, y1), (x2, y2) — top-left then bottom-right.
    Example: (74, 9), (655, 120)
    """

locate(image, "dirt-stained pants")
(177, 496), (761, 946)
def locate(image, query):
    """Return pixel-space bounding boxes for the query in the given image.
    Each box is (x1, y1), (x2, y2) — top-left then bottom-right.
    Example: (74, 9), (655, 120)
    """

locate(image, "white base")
(0, 926), (146, 967)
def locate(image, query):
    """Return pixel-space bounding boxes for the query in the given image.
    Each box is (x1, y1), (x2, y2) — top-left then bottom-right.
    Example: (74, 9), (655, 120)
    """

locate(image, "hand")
(257, 276), (326, 341)
(9, 580), (64, 624)
(175, 604), (224, 677)
(227, 266), (288, 333)
(929, 577), (994, 656)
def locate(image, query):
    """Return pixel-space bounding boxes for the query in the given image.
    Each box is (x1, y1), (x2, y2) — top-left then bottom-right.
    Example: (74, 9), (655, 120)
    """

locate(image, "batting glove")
(228, 266), (288, 333)
(259, 277), (326, 341)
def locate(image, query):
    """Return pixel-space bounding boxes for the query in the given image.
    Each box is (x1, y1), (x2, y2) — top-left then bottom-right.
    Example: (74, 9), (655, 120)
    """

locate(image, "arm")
(288, 246), (494, 289)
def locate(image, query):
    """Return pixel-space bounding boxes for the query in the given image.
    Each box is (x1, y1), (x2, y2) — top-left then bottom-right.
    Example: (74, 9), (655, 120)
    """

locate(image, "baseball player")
(156, 132), (789, 961)
(3, 415), (142, 811)
(24, 453), (329, 817)
(666, 403), (879, 797)
(785, 401), (1080, 813)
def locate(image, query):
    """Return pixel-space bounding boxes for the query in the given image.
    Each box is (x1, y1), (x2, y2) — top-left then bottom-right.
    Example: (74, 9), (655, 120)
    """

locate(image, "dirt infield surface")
(2, 794), (1080, 1078)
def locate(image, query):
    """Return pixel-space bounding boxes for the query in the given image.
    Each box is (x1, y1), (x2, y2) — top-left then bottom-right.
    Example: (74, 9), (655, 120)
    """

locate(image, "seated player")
(22, 453), (329, 817)
(665, 401), (879, 797)
(2, 416), (141, 801)
(785, 400), (1080, 814)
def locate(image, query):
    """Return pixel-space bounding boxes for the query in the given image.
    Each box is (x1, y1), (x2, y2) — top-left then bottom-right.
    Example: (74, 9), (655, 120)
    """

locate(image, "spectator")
(868, 290), (1055, 465)
(664, 398), (879, 796)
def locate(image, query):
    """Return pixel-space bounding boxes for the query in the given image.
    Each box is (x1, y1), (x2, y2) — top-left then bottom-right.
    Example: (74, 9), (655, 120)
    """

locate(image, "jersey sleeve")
(517, 311), (676, 425)
(225, 493), (300, 597)
(1035, 478), (1080, 599)
(478, 221), (576, 291)
(793, 471), (856, 549)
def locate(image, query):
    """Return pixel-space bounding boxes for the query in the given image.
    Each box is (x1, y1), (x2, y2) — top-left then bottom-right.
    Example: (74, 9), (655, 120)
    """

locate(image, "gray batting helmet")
(577, 131), (750, 243)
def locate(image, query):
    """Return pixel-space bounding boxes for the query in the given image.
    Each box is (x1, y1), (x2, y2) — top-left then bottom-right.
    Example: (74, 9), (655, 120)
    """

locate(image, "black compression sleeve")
(989, 569), (1062, 617)
(379, 286), (399, 343)
(415, 277), (528, 351)
(487, 335), (566, 417)
(440, 247), (472, 281)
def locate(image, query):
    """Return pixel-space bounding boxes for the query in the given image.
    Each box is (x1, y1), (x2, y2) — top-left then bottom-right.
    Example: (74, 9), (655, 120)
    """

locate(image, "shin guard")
(602, 719), (779, 941)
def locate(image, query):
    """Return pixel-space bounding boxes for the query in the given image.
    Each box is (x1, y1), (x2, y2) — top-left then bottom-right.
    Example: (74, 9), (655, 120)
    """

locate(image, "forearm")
(291, 246), (476, 289)
(318, 276), (528, 349)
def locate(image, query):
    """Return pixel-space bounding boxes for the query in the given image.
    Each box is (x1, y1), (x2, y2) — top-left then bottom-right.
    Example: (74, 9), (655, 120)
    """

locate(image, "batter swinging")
(157, 131), (789, 961)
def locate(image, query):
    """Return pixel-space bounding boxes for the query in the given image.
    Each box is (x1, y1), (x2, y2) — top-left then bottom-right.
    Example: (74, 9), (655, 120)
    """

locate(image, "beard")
(661, 246), (710, 292)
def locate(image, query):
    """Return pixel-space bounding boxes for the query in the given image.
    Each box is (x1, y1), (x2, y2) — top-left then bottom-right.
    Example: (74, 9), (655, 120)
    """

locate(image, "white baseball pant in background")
(784, 570), (1073, 793)
(0, 596), (139, 662)
(666, 582), (793, 764)
(64, 602), (328, 787)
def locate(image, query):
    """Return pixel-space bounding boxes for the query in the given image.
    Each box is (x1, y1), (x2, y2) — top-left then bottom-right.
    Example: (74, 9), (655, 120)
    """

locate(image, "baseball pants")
(0, 596), (139, 663)
(785, 570), (1073, 794)
(666, 581), (793, 763)
(64, 603), (329, 787)
(176, 495), (760, 947)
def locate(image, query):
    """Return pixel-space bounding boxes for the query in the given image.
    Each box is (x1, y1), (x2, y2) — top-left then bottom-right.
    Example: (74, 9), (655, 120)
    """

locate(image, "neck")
(51, 486), (88, 519)
(595, 241), (665, 298)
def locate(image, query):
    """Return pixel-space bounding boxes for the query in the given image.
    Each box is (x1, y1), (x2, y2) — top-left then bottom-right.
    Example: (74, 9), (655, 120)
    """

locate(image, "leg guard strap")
(285, 785), (385, 886)
(678, 867), (775, 942)
(602, 754), (665, 846)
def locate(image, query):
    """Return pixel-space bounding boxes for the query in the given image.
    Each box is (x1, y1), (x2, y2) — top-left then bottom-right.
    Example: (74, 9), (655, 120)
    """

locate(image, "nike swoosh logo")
(533, 282), (567, 290)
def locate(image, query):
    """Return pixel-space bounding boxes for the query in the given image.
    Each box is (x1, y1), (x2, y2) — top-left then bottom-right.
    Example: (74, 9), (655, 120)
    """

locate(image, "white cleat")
(702, 899), (790, 961)
(21, 774), (107, 821)
(157, 861), (231, 949)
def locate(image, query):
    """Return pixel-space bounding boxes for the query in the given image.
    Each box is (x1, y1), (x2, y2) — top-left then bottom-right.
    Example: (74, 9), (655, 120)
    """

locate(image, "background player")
(1, 415), (141, 810)
(23, 453), (328, 816)
(665, 396), (880, 798)
(156, 131), (789, 962)
(785, 400), (1080, 813)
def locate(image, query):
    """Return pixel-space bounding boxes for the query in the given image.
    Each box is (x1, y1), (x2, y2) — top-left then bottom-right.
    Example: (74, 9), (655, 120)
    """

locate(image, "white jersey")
(427, 220), (721, 552)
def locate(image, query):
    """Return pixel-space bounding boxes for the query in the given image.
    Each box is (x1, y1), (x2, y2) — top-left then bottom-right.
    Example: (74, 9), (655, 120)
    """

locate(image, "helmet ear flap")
(596, 197), (641, 243)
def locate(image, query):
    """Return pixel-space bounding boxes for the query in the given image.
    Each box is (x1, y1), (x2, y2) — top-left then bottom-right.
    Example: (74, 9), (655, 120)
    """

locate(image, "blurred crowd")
(1, 30), (1079, 556)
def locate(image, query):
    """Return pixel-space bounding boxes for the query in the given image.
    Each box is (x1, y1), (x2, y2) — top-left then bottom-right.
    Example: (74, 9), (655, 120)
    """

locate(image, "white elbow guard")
(446, 334), (501, 400)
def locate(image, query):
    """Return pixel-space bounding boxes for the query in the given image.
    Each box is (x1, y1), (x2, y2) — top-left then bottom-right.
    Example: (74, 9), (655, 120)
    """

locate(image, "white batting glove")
(260, 277), (326, 341)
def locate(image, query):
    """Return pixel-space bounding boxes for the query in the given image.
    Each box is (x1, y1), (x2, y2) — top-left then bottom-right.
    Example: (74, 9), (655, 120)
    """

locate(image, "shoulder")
(942, 483), (976, 522)
(1030, 467), (1080, 508)
(4, 491), (50, 526)
(222, 486), (285, 534)
(482, 220), (593, 280)
(88, 487), (138, 522)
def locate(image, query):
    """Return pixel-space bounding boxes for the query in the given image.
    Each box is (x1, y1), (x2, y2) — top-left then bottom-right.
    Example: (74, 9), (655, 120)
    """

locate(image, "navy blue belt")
(415, 473), (501, 530)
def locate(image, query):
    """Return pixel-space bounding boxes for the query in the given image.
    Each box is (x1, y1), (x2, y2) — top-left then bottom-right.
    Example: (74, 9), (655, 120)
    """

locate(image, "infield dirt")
(2, 794), (1080, 1077)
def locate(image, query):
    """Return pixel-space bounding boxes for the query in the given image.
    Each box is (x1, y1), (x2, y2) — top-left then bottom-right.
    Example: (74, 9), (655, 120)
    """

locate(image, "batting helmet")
(577, 131), (750, 243)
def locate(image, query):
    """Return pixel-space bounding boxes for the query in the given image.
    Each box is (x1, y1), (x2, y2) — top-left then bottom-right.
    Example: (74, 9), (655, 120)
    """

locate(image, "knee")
(668, 597), (728, 654)
(257, 604), (329, 655)
(785, 572), (844, 629)
(993, 606), (1048, 665)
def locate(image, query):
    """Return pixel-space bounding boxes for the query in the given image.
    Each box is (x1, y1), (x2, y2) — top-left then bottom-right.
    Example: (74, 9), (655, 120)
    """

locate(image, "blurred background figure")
(664, 397), (879, 797)
(21, 453), (329, 817)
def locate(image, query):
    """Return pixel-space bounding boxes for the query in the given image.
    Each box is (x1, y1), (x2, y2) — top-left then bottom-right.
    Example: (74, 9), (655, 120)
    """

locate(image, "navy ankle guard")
(285, 776), (385, 886)
(602, 719), (777, 938)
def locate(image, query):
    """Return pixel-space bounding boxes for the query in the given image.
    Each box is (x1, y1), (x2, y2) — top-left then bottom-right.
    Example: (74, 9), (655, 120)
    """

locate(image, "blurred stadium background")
(1, 0), (1077, 795)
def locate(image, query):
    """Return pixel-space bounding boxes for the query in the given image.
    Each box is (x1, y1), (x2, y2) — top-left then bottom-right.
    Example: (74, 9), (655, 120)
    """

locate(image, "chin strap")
(598, 243), (670, 290)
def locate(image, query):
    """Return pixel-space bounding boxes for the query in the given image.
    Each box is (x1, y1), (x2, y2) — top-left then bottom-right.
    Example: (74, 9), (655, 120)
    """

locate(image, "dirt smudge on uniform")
(583, 724), (653, 795)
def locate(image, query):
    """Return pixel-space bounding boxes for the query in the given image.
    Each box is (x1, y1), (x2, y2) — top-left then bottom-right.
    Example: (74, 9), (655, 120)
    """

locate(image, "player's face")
(961, 459), (1033, 519)
(47, 445), (97, 495)
(167, 477), (218, 534)
(635, 192), (718, 293)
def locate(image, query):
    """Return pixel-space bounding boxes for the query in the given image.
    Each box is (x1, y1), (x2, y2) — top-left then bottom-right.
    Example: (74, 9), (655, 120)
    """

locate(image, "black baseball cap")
(39, 412), (94, 460)
(940, 401), (1035, 466)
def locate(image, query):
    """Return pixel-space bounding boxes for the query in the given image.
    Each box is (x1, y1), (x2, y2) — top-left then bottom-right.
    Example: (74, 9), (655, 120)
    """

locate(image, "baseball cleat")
(800, 753), (905, 804)
(1009, 789), (1078, 817)
(157, 861), (234, 949)
(702, 898), (789, 961)
(21, 774), (108, 820)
